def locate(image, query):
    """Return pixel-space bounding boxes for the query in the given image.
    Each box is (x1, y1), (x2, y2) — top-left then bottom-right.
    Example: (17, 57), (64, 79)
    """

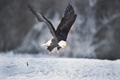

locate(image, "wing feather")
(56, 4), (77, 41)
(28, 4), (58, 40)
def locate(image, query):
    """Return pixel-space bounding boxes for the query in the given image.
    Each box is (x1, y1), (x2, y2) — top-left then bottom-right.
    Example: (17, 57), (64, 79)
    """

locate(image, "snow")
(0, 52), (120, 80)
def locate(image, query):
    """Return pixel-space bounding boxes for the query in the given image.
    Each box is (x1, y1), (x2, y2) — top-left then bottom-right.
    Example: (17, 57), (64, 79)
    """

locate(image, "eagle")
(28, 4), (77, 54)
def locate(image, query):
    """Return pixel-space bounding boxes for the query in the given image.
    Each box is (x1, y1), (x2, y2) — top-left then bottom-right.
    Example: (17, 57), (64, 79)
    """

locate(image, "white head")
(58, 40), (67, 48)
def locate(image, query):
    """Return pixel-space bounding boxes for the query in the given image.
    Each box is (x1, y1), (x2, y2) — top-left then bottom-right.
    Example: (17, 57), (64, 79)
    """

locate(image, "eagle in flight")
(28, 4), (77, 54)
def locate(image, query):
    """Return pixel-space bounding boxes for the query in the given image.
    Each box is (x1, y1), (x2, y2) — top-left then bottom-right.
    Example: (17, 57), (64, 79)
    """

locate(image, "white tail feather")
(41, 43), (47, 46)
(41, 39), (52, 46)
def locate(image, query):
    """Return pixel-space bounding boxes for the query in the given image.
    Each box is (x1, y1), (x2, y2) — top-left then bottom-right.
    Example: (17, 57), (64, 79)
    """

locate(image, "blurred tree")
(0, 0), (120, 60)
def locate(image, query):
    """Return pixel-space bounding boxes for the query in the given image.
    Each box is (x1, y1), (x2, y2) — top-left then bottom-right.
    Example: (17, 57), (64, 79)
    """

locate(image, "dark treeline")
(0, 0), (120, 60)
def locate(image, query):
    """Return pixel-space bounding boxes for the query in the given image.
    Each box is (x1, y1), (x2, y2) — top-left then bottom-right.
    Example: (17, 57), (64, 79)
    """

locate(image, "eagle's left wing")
(56, 4), (77, 41)
(28, 4), (58, 40)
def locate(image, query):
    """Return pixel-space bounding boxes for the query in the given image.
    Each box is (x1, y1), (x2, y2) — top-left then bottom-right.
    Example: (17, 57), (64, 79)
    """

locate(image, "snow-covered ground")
(0, 52), (120, 80)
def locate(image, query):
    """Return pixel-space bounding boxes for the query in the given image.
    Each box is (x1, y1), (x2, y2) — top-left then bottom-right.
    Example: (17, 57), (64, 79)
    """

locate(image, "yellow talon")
(49, 52), (52, 55)
(56, 50), (59, 54)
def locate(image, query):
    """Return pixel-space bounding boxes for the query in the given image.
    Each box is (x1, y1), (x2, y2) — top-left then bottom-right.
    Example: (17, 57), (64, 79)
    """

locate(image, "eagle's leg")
(47, 46), (54, 55)
(56, 47), (61, 54)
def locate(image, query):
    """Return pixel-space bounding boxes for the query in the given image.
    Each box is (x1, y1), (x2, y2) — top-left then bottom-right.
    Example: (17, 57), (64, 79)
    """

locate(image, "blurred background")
(0, 0), (120, 60)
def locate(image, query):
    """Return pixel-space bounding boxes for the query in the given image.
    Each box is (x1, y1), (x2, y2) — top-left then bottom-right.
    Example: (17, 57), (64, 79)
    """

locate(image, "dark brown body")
(47, 39), (61, 51)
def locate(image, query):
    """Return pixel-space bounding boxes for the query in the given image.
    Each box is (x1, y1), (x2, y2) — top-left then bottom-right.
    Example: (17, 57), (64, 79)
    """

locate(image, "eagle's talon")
(56, 50), (59, 54)
(49, 52), (52, 55)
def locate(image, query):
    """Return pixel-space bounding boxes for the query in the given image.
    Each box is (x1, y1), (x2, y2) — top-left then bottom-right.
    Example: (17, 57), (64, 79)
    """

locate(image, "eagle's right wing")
(28, 4), (58, 40)
(56, 4), (77, 41)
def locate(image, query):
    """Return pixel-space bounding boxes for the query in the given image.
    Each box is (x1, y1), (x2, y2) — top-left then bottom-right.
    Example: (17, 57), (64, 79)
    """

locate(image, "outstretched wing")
(56, 4), (77, 41)
(28, 4), (58, 40)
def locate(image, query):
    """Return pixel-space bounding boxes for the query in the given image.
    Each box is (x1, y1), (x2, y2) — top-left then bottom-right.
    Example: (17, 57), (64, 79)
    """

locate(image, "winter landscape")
(0, 52), (120, 80)
(0, 0), (120, 80)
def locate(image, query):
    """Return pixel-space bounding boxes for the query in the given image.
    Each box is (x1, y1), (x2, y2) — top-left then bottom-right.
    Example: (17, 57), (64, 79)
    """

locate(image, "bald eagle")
(28, 4), (77, 54)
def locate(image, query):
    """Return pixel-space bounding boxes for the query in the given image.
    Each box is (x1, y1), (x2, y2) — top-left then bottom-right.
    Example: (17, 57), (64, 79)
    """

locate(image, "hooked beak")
(63, 46), (66, 48)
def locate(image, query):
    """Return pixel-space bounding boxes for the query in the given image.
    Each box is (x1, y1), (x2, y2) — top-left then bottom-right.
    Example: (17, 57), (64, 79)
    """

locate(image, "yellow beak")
(64, 46), (66, 48)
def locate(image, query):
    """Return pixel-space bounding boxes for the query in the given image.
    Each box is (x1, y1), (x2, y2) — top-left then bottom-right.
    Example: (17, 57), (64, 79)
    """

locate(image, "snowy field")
(0, 52), (120, 80)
